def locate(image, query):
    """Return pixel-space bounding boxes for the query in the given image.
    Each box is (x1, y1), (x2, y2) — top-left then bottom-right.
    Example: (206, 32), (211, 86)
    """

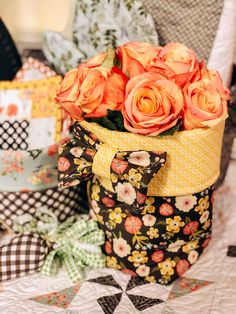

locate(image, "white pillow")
(207, 0), (236, 86)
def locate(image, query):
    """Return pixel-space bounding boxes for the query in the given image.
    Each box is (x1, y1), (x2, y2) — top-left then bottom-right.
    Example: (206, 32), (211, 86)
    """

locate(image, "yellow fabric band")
(81, 120), (225, 197)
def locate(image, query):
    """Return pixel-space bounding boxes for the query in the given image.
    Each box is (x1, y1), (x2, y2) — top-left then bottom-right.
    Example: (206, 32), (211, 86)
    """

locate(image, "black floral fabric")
(58, 123), (213, 285)
(88, 176), (213, 285)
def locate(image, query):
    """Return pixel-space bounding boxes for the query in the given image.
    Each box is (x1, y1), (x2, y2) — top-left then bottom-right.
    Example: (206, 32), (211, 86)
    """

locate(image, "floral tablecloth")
(0, 160), (236, 314)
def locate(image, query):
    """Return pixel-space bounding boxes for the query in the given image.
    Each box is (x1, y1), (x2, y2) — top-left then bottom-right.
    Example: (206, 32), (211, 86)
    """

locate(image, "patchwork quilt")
(0, 160), (236, 313)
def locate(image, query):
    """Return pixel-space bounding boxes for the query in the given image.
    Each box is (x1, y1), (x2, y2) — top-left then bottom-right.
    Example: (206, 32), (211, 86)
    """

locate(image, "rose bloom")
(183, 77), (230, 129)
(147, 42), (199, 87)
(123, 72), (184, 135)
(55, 52), (127, 120)
(117, 41), (157, 77)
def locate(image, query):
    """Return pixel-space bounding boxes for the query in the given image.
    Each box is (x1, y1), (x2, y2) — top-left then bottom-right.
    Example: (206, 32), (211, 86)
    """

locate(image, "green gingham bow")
(12, 208), (105, 283)
(40, 219), (105, 282)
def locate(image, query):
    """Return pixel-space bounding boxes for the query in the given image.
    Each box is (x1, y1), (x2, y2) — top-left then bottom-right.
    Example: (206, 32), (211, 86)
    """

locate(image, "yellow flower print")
(142, 197), (155, 214)
(145, 276), (156, 283)
(124, 169), (142, 188)
(74, 158), (92, 173)
(91, 183), (100, 201)
(166, 216), (185, 233)
(158, 258), (176, 276)
(147, 227), (159, 239)
(203, 219), (211, 230)
(128, 251), (148, 267)
(106, 256), (121, 270)
(111, 172), (118, 183)
(109, 207), (126, 224)
(95, 214), (104, 225)
(28, 176), (41, 185)
(58, 145), (65, 155)
(182, 240), (199, 254)
(84, 134), (96, 146)
(195, 196), (209, 215)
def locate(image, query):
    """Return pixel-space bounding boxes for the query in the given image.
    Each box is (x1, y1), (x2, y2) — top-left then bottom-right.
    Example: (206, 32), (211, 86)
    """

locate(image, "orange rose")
(123, 72), (184, 135)
(199, 67), (231, 101)
(183, 78), (229, 130)
(55, 53), (127, 120)
(117, 42), (157, 77)
(147, 43), (199, 87)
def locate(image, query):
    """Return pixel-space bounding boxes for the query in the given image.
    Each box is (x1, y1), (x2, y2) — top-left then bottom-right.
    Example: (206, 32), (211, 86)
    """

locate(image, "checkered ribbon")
(41, 219), (105, 283)
(0, 211), (105, 282)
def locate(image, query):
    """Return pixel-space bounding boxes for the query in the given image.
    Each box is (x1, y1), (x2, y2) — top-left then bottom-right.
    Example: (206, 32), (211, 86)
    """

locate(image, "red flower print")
(58, 157), (70, 172)
(191, 284), (201, 292)
(137, 192), (147, 204)
(124, 216), (142, 234)
(7, 103), (18, 116)
(179, 278), (189, 289)
(202, 237), (211, 248)
(151, 250), (164, 263)
(86, 149), (96, 157)
(20, 188), (31, 193)
(122, 269), (137, 277)
(176, 259), (190, 276)
(111, 158), (128, 174)
(48, 143), (58, 157)
(159, 203), (173, 216)
(102, 197), (115, 207)
(183, 221), (199, 235)
(211, 193), (214, 205)
(104, 241), (112, 254)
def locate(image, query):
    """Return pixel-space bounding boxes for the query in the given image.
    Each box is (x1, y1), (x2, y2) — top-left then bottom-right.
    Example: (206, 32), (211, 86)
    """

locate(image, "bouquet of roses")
(55, 42), (230, 136)
(54, 42), (231, 285)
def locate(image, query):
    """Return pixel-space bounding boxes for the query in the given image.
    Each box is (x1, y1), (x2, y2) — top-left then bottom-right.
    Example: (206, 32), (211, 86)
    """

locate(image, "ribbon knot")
(58, 123), (167, 209)
(0, 208), (106, 283)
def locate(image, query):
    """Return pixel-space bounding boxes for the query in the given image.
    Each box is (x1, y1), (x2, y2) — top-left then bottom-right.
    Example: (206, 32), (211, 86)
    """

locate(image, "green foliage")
(86, 110), (126, 131)
(159, 122), (181, 137)
(102, 48), (116, 69)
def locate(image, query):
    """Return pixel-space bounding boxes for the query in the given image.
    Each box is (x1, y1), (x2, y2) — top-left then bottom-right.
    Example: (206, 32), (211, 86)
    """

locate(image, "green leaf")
(107, 110), (125, 131)
(125, 70), (130, 77)
(132, 236), (137, 245)
(86, 110), (125, 132)
(185, 217), (191, 224)
(114, 57), (122, 69)
(86, 116), (117, 131)
(159, 122), (180, 137)
(102, 47), (116, 69)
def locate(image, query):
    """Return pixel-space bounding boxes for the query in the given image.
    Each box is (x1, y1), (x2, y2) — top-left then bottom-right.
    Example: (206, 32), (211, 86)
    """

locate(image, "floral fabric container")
(56, 41), (229, 285)
(0, 76), (87, 231)
(58, 120), (224, 285)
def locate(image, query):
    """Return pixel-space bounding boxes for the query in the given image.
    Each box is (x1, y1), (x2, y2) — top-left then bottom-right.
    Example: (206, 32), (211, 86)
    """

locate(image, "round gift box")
(80, 120), (225, 284)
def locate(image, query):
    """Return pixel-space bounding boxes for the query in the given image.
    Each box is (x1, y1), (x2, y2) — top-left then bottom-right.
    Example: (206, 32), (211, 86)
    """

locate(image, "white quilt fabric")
(0, 159), (236, 313)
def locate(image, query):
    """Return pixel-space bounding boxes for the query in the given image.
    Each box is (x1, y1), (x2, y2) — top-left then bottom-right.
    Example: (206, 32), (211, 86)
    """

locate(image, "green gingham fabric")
(11, 208), (105, 283)
(40, 219), (105, 283)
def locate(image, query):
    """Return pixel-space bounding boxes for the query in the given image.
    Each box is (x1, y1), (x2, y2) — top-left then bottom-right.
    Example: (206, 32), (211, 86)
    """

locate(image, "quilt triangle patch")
(97, 292), (123, 314)
(168, 277), (213, 300)
(125, 276), (147, 291)
(127, 293), (163, 311)
(30, 284), (80, 308)
(88, 275), (122, 290)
